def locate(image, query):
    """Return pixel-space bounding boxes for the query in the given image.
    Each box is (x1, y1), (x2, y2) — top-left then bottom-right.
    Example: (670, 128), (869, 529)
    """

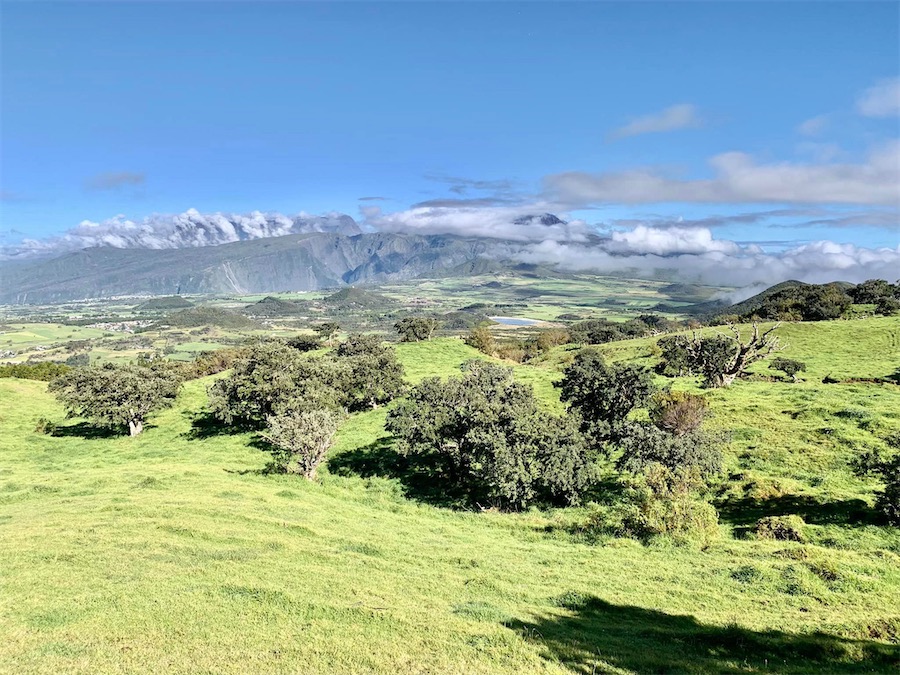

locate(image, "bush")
(755, 515), (806, 542)
(616, 465), (719, 546)
(557, 349), (655, 443)
(262, 409), (340, 478)
(464, 326), (495, 356)
(616, 423), (724, 481)
(769, 357), (807, 381)
(648, 391), (708, 436)
(385, 360), (596, 509)
(0, 362), (71, 381)
(34, 417), (57, 435)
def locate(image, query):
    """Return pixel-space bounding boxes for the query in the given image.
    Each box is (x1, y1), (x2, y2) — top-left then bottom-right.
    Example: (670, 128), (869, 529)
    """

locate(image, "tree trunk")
(128, 419), (143, 436)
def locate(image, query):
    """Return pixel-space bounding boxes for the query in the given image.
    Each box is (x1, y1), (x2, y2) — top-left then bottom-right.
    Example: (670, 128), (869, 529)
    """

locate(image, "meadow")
(1, 316), (899, 673)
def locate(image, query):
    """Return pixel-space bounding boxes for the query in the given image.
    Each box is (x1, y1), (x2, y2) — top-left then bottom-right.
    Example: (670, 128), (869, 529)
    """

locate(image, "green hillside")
(1, 321), (898, 674)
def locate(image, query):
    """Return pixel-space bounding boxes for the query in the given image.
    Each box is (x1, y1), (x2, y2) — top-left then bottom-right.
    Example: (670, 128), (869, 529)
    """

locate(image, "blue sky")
(1, 1), (898, 280)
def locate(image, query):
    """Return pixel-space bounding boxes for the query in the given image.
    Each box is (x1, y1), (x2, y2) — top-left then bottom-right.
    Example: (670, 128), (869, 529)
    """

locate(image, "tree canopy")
(49, 362), (182, 435)
(386, 361), (595, 509)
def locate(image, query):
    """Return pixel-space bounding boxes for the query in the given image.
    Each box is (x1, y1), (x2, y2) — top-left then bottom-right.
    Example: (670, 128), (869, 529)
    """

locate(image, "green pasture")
(0, 321), (898, 673)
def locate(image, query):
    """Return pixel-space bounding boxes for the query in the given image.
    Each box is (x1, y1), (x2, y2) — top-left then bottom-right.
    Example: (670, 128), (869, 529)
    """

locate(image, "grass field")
(1, 320), (899, 673)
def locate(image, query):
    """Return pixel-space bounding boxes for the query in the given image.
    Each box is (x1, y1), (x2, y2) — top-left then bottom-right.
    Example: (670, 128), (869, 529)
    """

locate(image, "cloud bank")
(545, 141), (900, 206)
(5, 209), (361, 258)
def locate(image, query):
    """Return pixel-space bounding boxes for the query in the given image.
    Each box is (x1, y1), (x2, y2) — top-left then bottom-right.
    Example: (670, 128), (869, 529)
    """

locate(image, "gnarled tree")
(659, 323), (782, 388)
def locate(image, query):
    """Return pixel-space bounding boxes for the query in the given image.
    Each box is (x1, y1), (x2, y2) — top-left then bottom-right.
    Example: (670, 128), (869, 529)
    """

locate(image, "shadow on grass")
(326, 438), (470, 508)
(716, 494), (873, 530)
(511, 597), (899, 674)
(181, 411), (248, 440)
(886, 368), (900, 385)
(50, 422), (126, 439)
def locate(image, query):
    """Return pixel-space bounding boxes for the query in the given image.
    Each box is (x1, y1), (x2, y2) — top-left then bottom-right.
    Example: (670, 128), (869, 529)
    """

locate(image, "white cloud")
(4, 209), (361, 258)
(856, 77), (900, 118)
(609, 104), (704, 140)
(368, 205), (594, 243)
(516, 235), (900, 287)
(797, 115), (829, 136)
(608, 225), (741, 256)
(545, 140), (900, 206)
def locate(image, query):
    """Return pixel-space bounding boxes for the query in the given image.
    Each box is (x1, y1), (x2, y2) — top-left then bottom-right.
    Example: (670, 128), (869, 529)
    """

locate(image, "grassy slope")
(1, 322), (899, 674)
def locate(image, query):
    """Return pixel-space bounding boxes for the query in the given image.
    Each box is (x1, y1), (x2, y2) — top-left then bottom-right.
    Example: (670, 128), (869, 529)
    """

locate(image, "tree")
(660, 323), (782, 388)
(262, 409), (340, 478)
(313, 322), (341, 346)
(656, 335), (696, 377)
(854, 437), (900, 525)
(333, 334), (406, 411)
(769, 357), (806, 382)
(394, 317), (439, 342)
(285, 335), (322, 352)
(208, 341), (346, 426)
(48, 362), (182, 436)
(556, 349), (655, 443)
(385, 361), (595, 509)
(849, 279), (895, 304)
(615, 423), (723, 480)
(464, 326), (495, 355)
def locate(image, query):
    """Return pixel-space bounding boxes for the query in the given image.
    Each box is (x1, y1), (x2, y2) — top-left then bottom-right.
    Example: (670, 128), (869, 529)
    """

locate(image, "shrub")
(769, 357), (807, 382)
(464, 326), (495, 356)
(262, 409), (340, 478)
(755, 515), (806, 542)
(616, 423), (724, 481)
(385, 360), (596, 509)
(648, 391), (708, 436)
(557, 349), (655, 443)
(34, 417), (57, 435)
(0, 362), (71, 381)
(617, 465), (719, 546)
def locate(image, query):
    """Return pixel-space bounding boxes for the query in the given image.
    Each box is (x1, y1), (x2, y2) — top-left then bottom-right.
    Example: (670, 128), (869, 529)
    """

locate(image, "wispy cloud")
(545, 140), (900, 206)
(0, 190), (30, 203)
(423, 174), (520, 197)
(608, 103), (704, 140)
(358, 196), (389, 201)
(856, 77), (900, 118)
(84, 171), (146, 191)
(797, 115), (829, 136)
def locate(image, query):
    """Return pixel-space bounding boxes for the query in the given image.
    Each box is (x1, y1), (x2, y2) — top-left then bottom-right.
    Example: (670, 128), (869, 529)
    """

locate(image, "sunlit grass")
(1, 318), (898, 673)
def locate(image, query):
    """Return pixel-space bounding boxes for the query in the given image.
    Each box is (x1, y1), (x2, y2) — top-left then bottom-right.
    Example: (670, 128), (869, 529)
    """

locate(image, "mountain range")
(0, 230), (524, 303)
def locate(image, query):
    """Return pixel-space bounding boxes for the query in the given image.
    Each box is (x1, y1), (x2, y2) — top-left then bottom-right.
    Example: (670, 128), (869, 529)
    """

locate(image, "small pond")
(489, 316), (541, 327)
